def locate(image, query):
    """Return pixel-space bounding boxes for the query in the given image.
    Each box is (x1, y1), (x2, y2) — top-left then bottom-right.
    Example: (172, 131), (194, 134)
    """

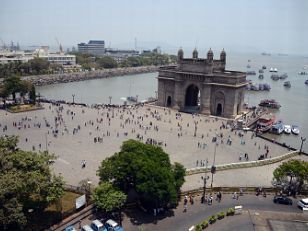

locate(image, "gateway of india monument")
(157, 48), (247, 118)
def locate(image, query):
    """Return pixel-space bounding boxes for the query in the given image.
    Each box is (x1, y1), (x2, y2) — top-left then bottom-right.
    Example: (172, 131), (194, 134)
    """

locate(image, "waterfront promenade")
(0, 103), (304, 189)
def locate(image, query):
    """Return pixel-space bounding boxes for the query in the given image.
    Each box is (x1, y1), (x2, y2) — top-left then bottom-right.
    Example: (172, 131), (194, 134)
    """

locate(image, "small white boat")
(291, 125), (300, 135)
(284, 125), (291, 134)
(270, 67), (278, 72)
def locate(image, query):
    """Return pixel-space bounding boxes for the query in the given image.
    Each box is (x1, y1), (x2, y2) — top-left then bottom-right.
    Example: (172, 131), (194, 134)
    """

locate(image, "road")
(121, 194), (304, 231)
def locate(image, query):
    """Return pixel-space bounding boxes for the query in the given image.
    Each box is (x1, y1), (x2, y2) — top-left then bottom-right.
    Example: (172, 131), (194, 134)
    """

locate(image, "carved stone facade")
(157, 48), (247, 118)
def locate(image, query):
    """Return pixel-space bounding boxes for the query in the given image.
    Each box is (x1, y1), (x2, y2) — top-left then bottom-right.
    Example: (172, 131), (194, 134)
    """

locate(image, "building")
(0, 46), (76, 66)
(157, 48), (247, 118)
(78, 40), (105, 56)
(105, 48), (139, 63)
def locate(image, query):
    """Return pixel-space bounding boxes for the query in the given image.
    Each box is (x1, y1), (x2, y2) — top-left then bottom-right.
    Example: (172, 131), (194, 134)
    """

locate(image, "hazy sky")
(1, 0), (307, 55)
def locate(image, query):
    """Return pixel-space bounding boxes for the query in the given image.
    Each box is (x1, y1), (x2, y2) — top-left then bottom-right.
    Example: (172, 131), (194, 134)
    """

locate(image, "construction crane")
(0, 38), (7, 50)
(55, 37), (63, 53)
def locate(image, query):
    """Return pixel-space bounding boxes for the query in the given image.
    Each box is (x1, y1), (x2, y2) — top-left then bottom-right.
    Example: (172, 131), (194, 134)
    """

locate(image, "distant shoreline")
(20, 66), (159, 86)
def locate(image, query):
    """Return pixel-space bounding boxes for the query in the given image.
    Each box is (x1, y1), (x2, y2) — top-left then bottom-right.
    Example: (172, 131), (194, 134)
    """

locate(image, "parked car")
(273, 196), (293, 205)
(105, 219), (123, 231)
(64, 225), (77, 231)
(91, 219), (106, 231)
(81, 225), (94, 231)
(297, 198), (308, 210)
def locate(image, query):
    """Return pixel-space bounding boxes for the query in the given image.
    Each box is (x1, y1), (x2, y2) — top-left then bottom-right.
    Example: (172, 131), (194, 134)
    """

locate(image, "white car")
(297, 198), (308, 210)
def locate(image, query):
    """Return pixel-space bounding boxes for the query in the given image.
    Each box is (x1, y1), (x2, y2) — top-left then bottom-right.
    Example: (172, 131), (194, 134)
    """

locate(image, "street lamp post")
(300, 137), (306, 154)
(194, 121), (197, 137)
(210, 139), (218, 188)
(109, 96), (112, 104)
(201, 162), (209, 201)
(72, 94), (75, 104)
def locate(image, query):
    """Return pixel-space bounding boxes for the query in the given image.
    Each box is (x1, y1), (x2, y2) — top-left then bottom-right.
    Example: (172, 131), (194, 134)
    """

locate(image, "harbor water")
(36, 52), (308, 152)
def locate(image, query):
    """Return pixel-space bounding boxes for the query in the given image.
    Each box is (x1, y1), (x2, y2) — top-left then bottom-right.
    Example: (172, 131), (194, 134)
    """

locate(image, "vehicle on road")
(64, 226), (77, 231)
(91, 219), (106, 231)
(105, 219), (123, 231)
(82, 225), (94, 231)
(297, 198), (308, 210)
(273, 196), (293, 205)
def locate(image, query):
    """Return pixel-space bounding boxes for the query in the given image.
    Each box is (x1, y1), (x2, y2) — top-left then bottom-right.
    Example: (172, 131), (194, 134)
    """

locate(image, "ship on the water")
(259, 99), (281, 109)
(256, 114), (276, 132)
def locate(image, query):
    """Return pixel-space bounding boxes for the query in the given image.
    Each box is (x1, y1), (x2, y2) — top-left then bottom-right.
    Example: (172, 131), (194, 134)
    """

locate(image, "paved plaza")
(0, 103), (302, 187)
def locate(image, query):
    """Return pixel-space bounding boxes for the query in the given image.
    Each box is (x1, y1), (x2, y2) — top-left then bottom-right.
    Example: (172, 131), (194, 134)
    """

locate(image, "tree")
(92, 182), (126, 225)
(29, 58), (50, 74)
(97, 56), (118, 69)
(29, 84), (36, 104)
(0, 136), (65, 230)
(272, 159), (308, 196)
(97, 140), (185, 210)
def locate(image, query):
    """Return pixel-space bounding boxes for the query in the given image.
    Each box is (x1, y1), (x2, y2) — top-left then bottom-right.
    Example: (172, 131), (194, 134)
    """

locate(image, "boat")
(259, 69), (264, 73)
(291, 125), (300, 135)
(271, 74), (280, 81)
(126, 96), (138, 102)
(247, 64), (251, 68)
(271, 120), (284, 134)
(283, 81), (291, 87)
(262, 65), (267, 69)
(284, 125), (291, 134)
(246, 71), (256, 75)
(256, 114), (275, 132)
(305, 80), (308, 85)
(279, 73), (288, 79)
(270, 67), (278, 72)
(259, 99), (281, 109)
(298, 71), (308, 75)
(258, 74), (264, 79)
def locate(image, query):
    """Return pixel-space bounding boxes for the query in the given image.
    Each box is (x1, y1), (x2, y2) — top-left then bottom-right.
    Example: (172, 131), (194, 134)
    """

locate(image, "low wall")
(21, 66), (158, 86)
(186, 150), (299, 176)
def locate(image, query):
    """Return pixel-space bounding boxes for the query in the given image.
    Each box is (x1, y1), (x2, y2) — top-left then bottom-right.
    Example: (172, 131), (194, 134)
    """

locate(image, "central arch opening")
(185, 84), (199, 107)
(184, 84), (200, 113)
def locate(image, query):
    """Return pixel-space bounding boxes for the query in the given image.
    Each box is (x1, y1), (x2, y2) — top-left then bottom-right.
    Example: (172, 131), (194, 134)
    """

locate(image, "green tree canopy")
(28, 58), (50, 74)
(0, 136), (64, 230)
(273, 159), (308, 195)
(97, 140), (185, 210)
(92, 182), (127, 212)
(97, 56), (118, 69)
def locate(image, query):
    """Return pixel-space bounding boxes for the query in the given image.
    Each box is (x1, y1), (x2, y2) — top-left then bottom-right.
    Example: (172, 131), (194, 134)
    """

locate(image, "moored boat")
(270, 67), (278, 72)
(283, 81), (291, 87)
(271, 74), (280, 80)
(262, 65), (267, 69)
(271, 120), (284, 134)
(126, 96), (138, 102)
(279, 73), (288, 80)
(284, 125), (291, 134)
(259, 69), (264, 73)
(305, 80), (308, 85)
(258, 74), (264, 79)
(257, 114), (275, 132)
(246, 70), (256, 75)
(259, 99), (281, 109)
(291, 125), (300, 135)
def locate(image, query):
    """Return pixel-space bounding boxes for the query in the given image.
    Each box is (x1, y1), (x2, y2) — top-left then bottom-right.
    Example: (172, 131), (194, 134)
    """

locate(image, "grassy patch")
(7, 104), (43, 113)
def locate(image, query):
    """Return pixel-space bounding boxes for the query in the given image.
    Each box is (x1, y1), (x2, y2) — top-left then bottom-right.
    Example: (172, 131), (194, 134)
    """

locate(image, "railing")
(186, 150), (299, 176)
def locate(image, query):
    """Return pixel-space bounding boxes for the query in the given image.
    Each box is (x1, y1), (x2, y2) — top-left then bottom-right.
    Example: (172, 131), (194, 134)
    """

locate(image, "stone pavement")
(0, 103), (304, 188)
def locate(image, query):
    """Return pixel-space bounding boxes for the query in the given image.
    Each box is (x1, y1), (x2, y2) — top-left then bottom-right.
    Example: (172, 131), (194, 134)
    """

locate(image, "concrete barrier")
(186, 150), (299, 176)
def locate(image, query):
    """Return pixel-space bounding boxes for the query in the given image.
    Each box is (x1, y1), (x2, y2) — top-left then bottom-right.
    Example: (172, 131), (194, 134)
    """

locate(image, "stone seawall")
(21, 66), (159, 86)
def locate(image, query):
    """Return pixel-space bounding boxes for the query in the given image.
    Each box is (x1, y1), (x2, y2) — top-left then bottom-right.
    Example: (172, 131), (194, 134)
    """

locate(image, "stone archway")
(167, 96), (172, 107)
(185, 84), (199, 107)
(214, 91), (225, 116)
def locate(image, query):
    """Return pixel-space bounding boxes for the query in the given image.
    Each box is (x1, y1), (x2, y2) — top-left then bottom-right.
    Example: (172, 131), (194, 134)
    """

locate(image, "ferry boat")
(259, 69), (264, 73)
(271, 74), (280, 81)
(126, 96), (138, 102)
(258, 74), (264, 79)
(262, 65), (267, 69)
(257, 114), (275, 132)
(305, 79), (308, 85)
(259, 99), (281, 109)
(298, 71), (308, 75)
(283, 81), (291, 87)
(246, 71), (256, 75)
(291, 125), (300, 135)
(279, 73), (288, 80)
(284, 125), (291, 134)
(271, 120), (284, 135)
